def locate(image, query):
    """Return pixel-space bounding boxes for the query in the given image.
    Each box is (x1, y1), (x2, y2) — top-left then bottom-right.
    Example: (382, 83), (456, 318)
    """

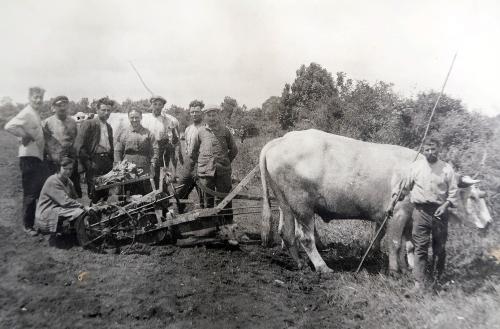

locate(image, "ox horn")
(459, 175), (481, 187)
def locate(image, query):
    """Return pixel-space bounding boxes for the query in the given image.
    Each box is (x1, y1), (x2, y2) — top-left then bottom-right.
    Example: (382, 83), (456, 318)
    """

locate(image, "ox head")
(449, 175), (492, 230)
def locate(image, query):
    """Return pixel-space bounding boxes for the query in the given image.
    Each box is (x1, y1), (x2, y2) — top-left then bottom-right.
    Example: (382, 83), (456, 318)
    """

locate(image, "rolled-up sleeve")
(446, 169), (459, 207)
(5, 111), (29, 138)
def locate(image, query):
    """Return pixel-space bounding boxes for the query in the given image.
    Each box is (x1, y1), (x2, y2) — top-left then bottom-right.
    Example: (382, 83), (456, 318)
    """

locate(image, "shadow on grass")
(445, 256), (500, 294)
(322, 242), (387, 274)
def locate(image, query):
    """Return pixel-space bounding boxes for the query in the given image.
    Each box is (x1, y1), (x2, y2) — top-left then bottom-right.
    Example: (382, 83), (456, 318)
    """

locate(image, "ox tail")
(260, 140), (277, 247)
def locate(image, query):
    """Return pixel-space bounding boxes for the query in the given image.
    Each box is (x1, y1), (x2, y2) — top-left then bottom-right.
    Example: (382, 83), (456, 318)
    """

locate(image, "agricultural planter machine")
(71, 165), (264, 251)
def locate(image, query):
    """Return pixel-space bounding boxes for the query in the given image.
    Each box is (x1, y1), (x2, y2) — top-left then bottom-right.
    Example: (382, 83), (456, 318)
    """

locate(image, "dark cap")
(52, 96), (69, 106)
(150, 95), (167, 105)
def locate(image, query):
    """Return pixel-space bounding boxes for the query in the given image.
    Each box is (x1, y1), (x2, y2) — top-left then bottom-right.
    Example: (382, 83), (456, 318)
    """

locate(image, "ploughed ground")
(1, 130), (499, 329)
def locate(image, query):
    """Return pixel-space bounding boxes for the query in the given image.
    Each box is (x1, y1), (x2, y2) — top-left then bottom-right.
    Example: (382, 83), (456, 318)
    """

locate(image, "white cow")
(260, 129), (492, 273)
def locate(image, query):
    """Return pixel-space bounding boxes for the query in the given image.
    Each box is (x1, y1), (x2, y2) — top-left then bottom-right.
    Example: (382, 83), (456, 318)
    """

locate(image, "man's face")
(152, 101), (164, 115)
(128, 111), (142, 129)
(423, 143), (439, 163)
(29, 92), (44, 110)
(97, 104), (112, 121)
(60, 165), (73, 179)
(205, 110), (219, 126)
(190, 106), (202, 123)
(53, 103), (68, 120)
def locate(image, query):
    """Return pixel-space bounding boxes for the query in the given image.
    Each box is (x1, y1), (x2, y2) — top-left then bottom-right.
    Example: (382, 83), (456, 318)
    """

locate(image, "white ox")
(260, 129), (492, 273)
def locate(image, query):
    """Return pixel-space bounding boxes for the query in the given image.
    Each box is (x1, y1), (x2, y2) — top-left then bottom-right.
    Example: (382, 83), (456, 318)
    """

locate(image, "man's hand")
(21, 135), (34, 146)
(434, 201), (450, 218)
(83, 205), (91, 212)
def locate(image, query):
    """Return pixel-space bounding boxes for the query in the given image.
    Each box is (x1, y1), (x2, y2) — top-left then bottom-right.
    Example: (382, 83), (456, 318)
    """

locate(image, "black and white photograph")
(0, 1), (499, 328)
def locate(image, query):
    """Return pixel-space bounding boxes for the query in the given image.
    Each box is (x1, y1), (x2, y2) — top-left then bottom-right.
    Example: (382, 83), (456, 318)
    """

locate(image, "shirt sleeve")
(4, 111), (29, 138)
(445, 166), (459, 207)
(114, 131), (124, 163)
(75, 121), (90, 166)
(188, 129), (200, 173)
(150, 133), (159, 167)
(47, 179), (82, 208)
(395, 164), (415, 199)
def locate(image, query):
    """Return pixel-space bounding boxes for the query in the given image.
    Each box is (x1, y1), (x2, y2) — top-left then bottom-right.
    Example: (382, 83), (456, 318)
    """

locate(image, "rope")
(355, 52), (458, 273)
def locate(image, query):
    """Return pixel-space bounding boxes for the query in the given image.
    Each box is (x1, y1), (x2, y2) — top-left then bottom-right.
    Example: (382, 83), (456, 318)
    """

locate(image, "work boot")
(23, 227), (38, 237)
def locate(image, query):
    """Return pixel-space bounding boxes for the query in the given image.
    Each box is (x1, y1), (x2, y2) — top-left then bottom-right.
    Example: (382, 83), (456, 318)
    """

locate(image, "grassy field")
(1, 130), (499, 329)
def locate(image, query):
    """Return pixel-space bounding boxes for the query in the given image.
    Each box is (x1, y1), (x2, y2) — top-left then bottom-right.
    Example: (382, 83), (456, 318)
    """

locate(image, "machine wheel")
(135, 212), (170, 244)
(74, 211), (103, 249)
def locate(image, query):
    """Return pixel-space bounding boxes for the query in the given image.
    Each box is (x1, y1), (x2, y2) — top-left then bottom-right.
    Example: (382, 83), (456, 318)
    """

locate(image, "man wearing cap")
(43, 96), (81, 197)
(399, 137), (458, 292)
(5, 87), (46, 236)
(147, 95), (178, 188)
(75, 97), (114, 203)
(176, 100), (205, 213)
(188, 104), (238, 222)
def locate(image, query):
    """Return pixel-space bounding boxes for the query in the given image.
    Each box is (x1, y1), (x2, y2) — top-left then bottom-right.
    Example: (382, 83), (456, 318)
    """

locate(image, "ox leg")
(313, 218), (327, 251)
(406, 240), (415, 269)
(278, 206), (303, 269)
(387, 205), (408, 273)
(295, 215), (332, 273)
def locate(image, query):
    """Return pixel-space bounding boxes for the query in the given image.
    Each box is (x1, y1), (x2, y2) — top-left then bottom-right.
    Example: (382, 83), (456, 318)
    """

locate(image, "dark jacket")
(75, 118), (114, 169)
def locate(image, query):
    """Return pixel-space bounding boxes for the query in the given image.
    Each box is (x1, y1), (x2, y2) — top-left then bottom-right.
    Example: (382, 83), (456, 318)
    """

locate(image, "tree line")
(1, 62), (499, 217)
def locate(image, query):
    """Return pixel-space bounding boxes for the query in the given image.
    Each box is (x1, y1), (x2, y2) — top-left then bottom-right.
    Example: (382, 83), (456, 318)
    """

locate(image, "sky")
(1, 0), (499, 116)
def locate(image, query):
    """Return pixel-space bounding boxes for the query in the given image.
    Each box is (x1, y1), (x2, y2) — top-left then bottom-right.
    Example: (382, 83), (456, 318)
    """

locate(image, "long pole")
(355, 52), (458, 273)
(129, 61), (155, 96)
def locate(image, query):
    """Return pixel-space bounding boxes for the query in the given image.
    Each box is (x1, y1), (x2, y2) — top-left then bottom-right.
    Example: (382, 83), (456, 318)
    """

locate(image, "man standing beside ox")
(401, 137), (458, 291)
(5, 87), (46, 236)
(75, 97), (114, 204)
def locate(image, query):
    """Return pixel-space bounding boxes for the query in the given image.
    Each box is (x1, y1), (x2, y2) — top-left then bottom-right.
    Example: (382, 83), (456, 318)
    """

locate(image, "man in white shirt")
(148, 95), (176, 187)
(176, 100), (205, 213)
(401, 137), (458, 291)
(5, 87), (46, 236)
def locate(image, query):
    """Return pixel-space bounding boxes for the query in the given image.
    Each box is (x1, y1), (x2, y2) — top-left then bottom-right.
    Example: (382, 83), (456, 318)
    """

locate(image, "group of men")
(5, 87), (238, 239)
(5, 86), (456, 292)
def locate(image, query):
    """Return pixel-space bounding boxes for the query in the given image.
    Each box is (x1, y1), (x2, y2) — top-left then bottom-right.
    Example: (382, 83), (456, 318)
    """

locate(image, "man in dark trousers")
(42, 96), (81, 197)
(5, 86), (46, 236)
(75, 97), (114, 203)
(189, 104), (238, 223)
(401, 137), (458, 291)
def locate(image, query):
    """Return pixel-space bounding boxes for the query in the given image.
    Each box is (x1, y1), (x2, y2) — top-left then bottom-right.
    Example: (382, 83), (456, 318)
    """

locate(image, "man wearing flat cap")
(43, 96), (81, 197)
(148, 95), (180, 187)
(188, 104), (238, 222)
(5, 87), (47, 236)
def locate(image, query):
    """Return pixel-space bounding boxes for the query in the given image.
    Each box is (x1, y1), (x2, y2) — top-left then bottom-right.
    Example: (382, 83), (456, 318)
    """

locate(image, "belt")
(415, 203), (440, 214)
(94, 153), (110, 157)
